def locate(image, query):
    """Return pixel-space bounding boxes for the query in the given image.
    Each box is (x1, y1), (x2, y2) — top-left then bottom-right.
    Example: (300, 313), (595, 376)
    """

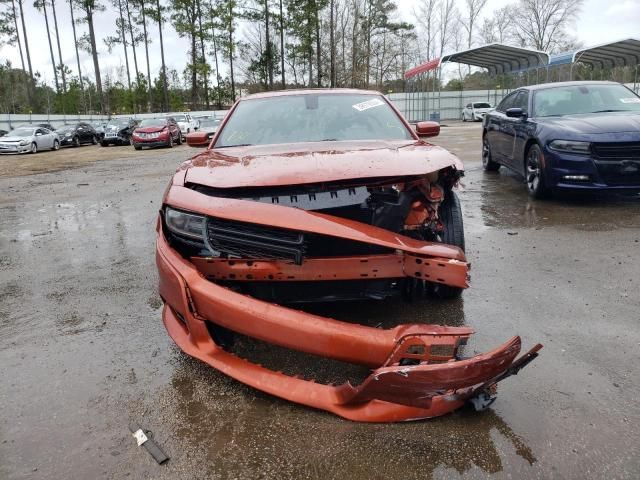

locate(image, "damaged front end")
(157, 157), (541, 422)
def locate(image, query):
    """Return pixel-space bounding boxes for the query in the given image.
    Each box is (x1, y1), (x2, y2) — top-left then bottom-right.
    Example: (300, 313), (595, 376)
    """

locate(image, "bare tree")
(460, 0), (487, 49)
(74, 0), (106, 113)
(509, 0), (583, 53)
(478, 6), (512, 45)
(437, 0), (455, 57)
(34, 0), (60, 91)
(415, 0), (438, 61)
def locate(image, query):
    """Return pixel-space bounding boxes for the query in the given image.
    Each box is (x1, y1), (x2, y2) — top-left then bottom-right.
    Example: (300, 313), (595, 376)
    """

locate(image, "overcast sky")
(0, 0), (638, 87)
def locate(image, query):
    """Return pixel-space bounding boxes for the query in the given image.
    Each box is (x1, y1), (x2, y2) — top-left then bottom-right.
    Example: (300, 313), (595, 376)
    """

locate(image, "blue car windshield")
(533, 84), (640, 117)
(215, 93), (413, 147)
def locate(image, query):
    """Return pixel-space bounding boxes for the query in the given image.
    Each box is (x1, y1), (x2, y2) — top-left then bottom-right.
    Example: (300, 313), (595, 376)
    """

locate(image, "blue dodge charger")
(482, 81), (640, 198)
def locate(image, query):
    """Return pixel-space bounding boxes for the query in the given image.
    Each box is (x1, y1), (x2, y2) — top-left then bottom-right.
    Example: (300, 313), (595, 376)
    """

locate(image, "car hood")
(182, 139), (463, 189)
(1, 135), (32, 142)
(135, 126), (166, 133)
(538, 111), (640, 135)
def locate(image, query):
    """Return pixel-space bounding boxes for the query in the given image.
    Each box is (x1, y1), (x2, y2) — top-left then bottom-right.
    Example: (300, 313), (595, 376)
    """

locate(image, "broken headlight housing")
(165, 207), (206, 240)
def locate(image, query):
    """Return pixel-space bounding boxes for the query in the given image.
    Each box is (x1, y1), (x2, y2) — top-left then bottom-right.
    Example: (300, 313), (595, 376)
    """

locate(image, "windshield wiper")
(590, 109), (627, 113)
(216, 143), (253, 148)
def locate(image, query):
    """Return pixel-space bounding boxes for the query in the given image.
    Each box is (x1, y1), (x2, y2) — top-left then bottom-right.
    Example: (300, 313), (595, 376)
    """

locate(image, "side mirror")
(415, 121), (440, 138)
(36, 132), (42, 136)
(506, 108), (526, 118)
(186, 131), (210, 148)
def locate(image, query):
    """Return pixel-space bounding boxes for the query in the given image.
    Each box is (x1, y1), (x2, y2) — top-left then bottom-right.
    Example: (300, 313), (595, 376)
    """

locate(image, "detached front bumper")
(157, 213), (541, 421)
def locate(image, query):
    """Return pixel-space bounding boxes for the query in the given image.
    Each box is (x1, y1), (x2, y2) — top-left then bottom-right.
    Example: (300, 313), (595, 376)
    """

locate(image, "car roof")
(241, 88), (383, 101)
(515, 80), (622, 92)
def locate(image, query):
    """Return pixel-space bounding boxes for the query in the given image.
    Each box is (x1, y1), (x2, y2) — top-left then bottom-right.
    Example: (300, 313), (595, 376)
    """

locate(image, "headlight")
(19, 140), (28, 146)
(548, 140), (591, 155)
(65, 132), (72, 137)
(165, 208), (205, 240)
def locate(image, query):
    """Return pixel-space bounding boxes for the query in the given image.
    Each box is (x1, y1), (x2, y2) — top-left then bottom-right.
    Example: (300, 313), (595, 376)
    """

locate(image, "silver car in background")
(0, 126), (60, 154)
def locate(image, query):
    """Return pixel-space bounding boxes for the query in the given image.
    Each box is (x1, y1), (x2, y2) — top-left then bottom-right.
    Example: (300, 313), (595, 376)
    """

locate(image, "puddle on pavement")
(462, 169), (640, 231)
(126, 351), (537, 479)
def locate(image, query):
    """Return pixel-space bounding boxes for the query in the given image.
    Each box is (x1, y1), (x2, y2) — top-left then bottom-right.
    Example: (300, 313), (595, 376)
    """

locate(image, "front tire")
(176, 133), (182, 145)
(462, 113), (467, 122)
(482, 136), (500, 171)
(133, 143), (142, 150)
(30, 142), (37, 154)
(91, 135), (98, 145)
(525, 144), (550, 199)
(52, 139), (59, 151)
(167, 135), (174, 148)
(430, 190), (465, 299)
(73, 136), (80, 147)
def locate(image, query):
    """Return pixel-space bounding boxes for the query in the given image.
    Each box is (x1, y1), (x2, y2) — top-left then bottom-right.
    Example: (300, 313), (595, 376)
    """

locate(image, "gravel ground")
(1, 123), (639, 479)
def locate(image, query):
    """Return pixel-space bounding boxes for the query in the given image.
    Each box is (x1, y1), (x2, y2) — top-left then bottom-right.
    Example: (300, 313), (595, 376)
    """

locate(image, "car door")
(42, 128), (55, 149)
(501, 90), (530, 171)
(485, 91), (518, 161)
(35, 128), (51, 149)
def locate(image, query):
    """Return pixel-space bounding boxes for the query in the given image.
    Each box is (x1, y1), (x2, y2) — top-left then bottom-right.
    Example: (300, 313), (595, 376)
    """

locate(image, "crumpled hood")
(135, 126), (166, 134)
(538, 111), (640, 135)
(0, 135), (31, 142)
(182, 140), (463, 189)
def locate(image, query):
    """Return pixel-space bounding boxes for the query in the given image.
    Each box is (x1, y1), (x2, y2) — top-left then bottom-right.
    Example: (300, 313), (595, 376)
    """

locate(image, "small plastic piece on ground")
(129, 423), (169, 465)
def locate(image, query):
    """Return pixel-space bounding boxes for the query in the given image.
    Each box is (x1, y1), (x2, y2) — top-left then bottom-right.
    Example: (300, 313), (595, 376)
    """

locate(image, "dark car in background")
(57, 122), (99, 147)
(131, 117), (181, 150)
(101, 119), (139, 146)
(482, 81), (640, 198)
(92, 121), (107, 141)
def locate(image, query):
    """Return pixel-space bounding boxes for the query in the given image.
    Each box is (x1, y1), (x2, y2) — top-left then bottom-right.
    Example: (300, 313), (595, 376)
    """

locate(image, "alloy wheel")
(526, 148), (541, 193)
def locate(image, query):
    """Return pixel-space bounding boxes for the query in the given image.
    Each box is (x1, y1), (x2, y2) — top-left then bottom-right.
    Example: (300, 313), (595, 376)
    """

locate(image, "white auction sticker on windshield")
(352, 98), (385, 111)
(620, 98), (640, 104)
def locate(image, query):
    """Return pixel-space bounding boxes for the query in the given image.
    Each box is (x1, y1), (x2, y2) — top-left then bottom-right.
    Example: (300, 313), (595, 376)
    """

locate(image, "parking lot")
(1, 123), (639, 479)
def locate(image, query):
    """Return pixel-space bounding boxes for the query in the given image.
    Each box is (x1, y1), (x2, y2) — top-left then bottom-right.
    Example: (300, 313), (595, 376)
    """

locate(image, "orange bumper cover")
(157, 225), (541, 422)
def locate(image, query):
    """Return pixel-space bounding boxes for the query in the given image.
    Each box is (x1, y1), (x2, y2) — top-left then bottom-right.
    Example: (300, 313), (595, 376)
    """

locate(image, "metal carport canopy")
(440, 44), (550, 75)
(572, 38), (640, 68)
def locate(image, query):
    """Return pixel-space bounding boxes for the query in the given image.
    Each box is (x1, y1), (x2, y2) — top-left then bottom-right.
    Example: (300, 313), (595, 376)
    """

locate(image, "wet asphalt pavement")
(1, 124), (639, 479)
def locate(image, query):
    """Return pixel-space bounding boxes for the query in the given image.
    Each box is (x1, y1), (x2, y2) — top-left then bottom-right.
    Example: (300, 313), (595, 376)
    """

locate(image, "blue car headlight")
(548, 140), (591, 155)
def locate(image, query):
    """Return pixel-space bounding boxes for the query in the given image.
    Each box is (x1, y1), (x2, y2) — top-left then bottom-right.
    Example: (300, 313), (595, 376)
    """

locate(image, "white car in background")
(0, 126), (60, 154)
(170, 113), (198, 138)
(462, 102), (494, 122)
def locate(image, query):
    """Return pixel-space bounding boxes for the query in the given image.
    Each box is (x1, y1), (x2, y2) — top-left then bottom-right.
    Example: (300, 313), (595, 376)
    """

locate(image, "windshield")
(173, 115), (187, 122)
(8, 128), (34, 137)
(473, 102), (491, 108)
(533, 84), (640, 117)
(215, 93), (412, 147)
(59, 124), (76, 130)
(139, 119), (166, 127)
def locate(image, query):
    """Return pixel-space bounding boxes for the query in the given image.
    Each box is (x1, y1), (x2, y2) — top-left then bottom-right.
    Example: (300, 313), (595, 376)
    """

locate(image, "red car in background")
(132, 117), (182, 150)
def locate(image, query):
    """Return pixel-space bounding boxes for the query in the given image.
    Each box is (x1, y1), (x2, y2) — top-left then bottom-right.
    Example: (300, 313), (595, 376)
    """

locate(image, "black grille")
(206, 217), (306, 264)
(594, 160), (640, 186)
(592, 142), (640, 160)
